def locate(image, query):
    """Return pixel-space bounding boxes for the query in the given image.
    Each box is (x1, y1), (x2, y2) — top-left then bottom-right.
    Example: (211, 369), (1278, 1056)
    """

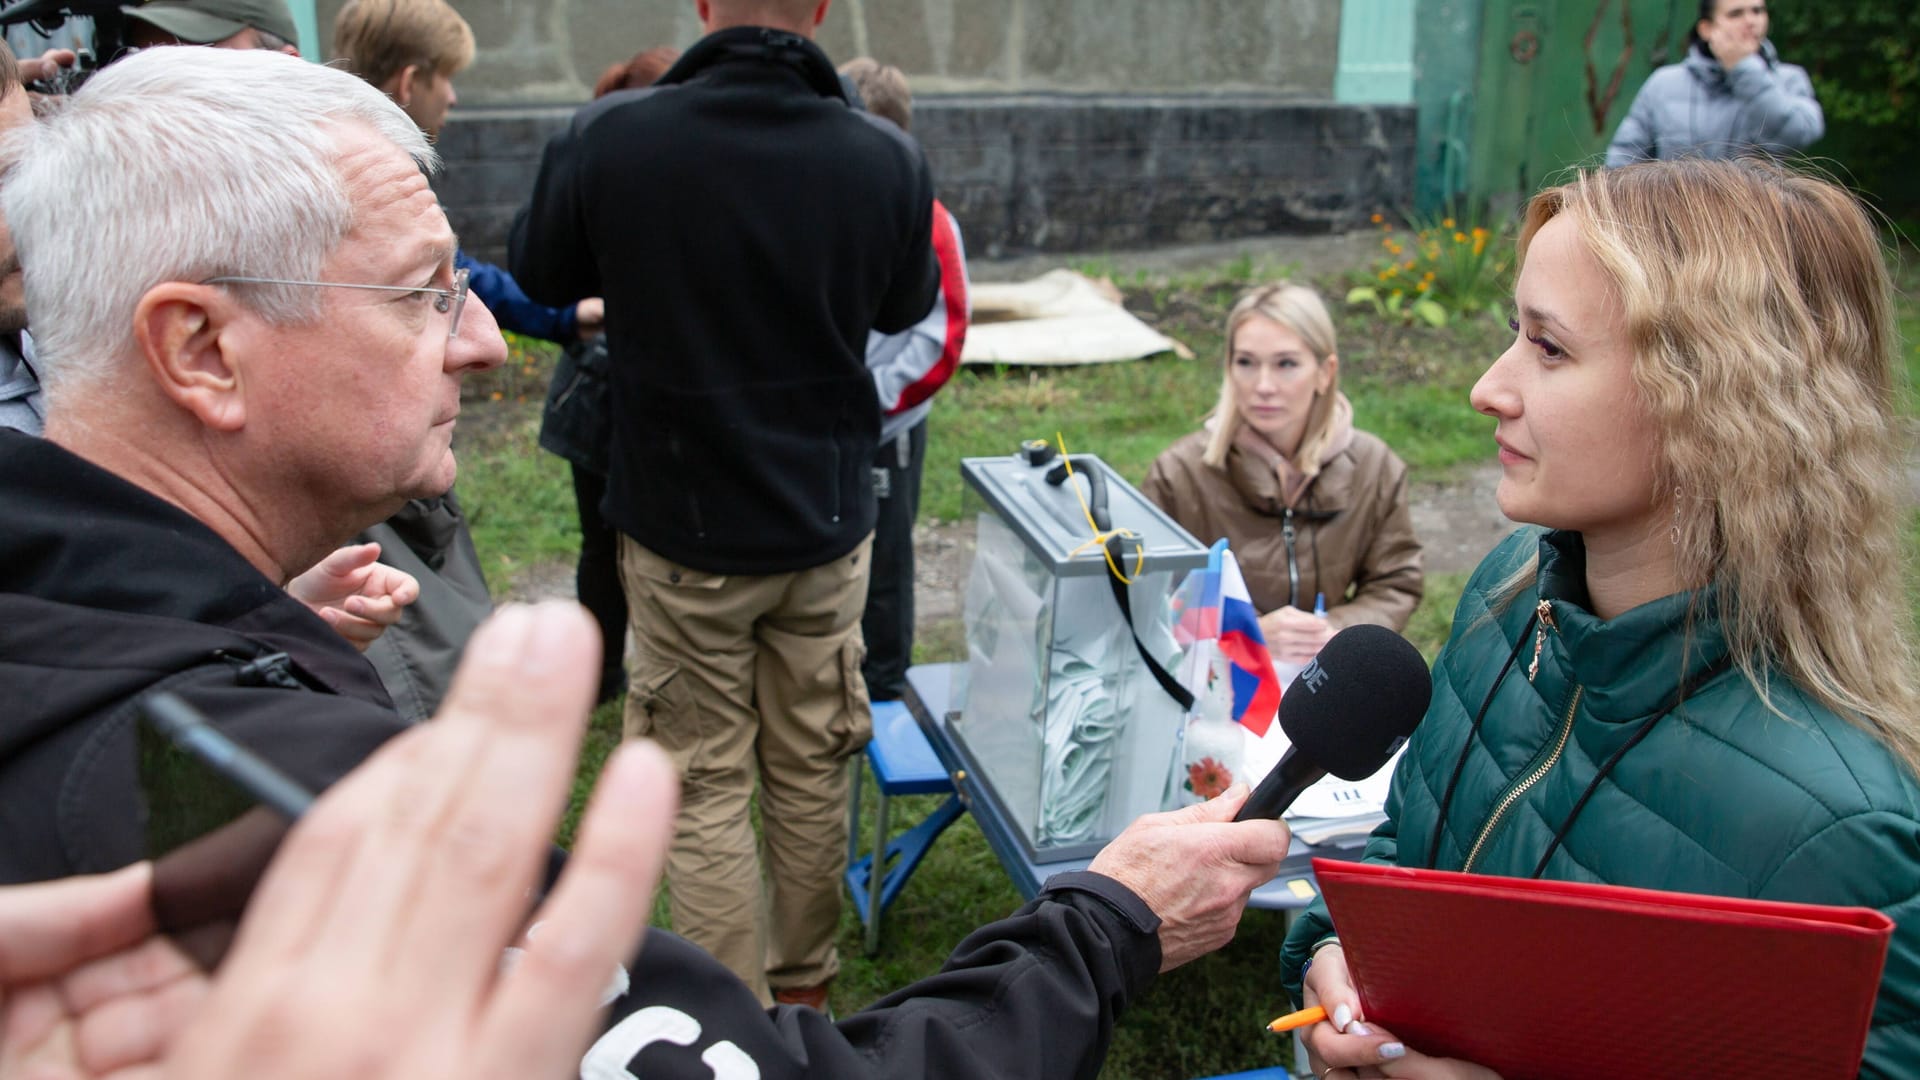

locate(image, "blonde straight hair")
(1202, 283), (1340, 470)
(1500, 158), (1920, 775)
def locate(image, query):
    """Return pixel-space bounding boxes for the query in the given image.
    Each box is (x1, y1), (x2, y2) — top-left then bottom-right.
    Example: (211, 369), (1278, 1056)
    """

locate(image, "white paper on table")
(1238, 723), (1403, 821)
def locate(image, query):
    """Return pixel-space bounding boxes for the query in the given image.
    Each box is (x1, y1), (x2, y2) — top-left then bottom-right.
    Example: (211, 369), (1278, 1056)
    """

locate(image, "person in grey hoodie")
(1606, 0), (1821, 166)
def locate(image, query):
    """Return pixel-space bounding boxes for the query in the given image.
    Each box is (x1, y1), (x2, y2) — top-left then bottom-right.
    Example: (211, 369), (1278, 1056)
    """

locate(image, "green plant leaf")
(1412, 299), (1449, 328)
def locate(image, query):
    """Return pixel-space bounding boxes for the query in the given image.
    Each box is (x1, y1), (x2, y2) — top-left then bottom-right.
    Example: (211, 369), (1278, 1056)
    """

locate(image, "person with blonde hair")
(1143, 283), (1423, 667)
(331, 0), (474, 139)
(1282, 157), (1920, 1079)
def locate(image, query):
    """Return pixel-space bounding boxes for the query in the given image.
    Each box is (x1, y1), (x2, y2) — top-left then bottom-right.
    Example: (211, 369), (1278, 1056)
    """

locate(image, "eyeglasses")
(202, 266), (470, 339)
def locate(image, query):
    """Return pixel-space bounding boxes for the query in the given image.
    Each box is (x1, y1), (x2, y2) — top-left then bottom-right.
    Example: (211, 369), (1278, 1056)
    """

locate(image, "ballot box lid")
(961, 453), (1208, 577)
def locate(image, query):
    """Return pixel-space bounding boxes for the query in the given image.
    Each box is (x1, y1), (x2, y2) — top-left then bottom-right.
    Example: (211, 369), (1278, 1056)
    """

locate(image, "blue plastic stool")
(845, 699), (963, 953)
(1193, 1068), (1299, 1080)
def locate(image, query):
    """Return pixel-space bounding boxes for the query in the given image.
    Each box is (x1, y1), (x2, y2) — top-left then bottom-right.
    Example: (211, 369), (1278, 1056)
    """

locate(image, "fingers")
(318, 602), (604, 995)
(317, 542), (380, 577)
(17, 48), (76, 84)
(0, 863), (155, 982)
(482, 740), (678, 1074)
(375, 565), (420, 606)
(1153, 782), (1250, 826)
(1214, 816), (1292, 872)
(68, 944), (208, 1075)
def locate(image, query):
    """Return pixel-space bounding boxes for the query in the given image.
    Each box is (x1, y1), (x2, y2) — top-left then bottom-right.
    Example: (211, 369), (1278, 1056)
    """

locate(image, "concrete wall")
(315, 0), (1343, 104)
(438, 96), (1416, 265)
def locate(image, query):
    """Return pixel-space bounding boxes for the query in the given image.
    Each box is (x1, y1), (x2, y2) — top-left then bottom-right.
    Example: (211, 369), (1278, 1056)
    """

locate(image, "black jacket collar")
(0, 428), (384, 702)
(658, 25), (848, 102)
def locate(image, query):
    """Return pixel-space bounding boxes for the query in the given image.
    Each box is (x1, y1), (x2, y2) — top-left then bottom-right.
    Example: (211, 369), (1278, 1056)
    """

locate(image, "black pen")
(141, 692), (316, 819)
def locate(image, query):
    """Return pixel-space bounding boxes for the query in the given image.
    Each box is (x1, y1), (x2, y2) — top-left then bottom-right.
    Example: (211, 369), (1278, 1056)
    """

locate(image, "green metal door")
(1465, 0), (1697, 209)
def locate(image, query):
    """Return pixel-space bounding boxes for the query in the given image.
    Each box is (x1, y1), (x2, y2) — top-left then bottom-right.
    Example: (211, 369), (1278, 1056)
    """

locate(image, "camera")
(0, 0), (130, 94)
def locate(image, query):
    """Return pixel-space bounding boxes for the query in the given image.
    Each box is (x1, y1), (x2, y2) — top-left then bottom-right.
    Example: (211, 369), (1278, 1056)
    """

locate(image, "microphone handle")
(1233, 747), (1327, 821)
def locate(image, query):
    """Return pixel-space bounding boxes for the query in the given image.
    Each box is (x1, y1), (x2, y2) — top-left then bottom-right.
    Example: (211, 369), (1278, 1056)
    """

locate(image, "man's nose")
(448, 296), (508, 373)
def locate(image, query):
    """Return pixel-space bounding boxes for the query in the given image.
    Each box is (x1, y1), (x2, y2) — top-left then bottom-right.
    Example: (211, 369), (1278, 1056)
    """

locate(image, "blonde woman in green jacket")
(1282, 158), (1920, 1079)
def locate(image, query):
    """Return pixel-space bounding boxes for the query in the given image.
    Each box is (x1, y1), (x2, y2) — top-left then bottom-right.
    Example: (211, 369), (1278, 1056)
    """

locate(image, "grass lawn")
(456, 248), (1917, 1079)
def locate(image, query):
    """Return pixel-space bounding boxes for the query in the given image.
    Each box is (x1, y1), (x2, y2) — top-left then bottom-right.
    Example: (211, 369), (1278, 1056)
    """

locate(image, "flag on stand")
(1170, 540), (1283, 736)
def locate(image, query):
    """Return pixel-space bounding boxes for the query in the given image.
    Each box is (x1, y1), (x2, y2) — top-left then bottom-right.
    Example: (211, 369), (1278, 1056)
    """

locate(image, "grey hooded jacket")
(1606, 40), (1822, 166)
(0, 332), (43, 436)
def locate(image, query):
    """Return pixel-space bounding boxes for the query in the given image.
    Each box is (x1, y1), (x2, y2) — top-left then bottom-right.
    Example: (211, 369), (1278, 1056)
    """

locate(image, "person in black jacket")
(512, 0), (941, 1008)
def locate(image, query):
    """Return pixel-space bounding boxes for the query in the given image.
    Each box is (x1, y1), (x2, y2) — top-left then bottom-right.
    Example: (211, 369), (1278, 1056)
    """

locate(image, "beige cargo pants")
(618, 534), (873, 1004)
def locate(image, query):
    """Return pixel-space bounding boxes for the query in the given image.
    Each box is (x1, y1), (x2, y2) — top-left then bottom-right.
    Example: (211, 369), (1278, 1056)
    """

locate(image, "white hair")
(1, 48), (436, 394)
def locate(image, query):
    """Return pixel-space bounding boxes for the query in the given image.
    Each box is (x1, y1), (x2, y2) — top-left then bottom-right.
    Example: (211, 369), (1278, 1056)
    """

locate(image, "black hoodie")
(0, 429), (405, 883)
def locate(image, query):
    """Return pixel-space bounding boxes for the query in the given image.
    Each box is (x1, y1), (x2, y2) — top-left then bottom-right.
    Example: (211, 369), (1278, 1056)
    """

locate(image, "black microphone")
(1233, 623), (1432, 822)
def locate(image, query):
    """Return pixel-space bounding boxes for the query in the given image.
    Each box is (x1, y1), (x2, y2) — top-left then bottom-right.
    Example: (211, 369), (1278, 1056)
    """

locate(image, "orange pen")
(1265, 1005), (1328, 1034)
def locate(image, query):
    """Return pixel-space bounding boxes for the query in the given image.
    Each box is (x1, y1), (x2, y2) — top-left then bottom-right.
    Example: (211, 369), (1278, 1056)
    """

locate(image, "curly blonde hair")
(1202, 282), (1341, 471)
(1516, 158), (1919, 773)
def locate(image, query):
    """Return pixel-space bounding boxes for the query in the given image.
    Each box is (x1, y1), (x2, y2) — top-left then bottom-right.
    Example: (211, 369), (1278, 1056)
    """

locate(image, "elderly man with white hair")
(0, 45), (506, 882)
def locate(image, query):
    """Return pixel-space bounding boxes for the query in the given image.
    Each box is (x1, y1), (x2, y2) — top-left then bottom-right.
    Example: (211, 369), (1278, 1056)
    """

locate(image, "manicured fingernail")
(1379, 1042), (1406, 1060)
(1348, 1021), (1371, 1037)
(1332, 1003), (1353, 1031)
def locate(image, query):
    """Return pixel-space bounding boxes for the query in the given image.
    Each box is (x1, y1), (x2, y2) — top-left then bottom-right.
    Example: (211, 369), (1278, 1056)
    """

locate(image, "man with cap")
(122, 0), (299, 53)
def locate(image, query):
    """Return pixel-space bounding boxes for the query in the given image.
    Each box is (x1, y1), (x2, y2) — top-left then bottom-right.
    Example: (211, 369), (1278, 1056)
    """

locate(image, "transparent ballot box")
(950, 451), (1209, 861)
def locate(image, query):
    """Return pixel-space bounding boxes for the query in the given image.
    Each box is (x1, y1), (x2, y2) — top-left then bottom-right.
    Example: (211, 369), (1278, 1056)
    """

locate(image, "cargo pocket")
(831, 636), (873, 759)
(623, 657), (687, 745)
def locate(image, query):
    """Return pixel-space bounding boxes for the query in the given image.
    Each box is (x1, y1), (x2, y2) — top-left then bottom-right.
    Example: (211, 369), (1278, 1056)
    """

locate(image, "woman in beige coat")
(1142, 283), (1423, 667)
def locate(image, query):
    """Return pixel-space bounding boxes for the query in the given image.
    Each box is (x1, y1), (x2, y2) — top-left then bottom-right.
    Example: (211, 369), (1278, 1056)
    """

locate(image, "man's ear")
(132, 283), (248, 432)
(383, 63), (420, 108)
(811, 0), (832, 28)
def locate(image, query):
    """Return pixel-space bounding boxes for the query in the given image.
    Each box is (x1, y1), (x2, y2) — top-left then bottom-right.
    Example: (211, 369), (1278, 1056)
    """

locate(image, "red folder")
(1313, 858), (1893, 1080)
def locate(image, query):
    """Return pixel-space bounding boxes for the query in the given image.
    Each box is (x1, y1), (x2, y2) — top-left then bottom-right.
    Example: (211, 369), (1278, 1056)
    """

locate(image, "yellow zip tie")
(1055, 431), (1146, 584)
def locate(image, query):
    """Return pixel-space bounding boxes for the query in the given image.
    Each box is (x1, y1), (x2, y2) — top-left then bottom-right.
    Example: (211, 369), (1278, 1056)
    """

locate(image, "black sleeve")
(592, 873), (1162, 1080)
(509, 117), (602, 309)
(870, 151), (940, 335)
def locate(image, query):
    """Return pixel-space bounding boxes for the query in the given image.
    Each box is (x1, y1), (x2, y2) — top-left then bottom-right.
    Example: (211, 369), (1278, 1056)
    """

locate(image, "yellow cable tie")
(1054, 430), (1148, 584)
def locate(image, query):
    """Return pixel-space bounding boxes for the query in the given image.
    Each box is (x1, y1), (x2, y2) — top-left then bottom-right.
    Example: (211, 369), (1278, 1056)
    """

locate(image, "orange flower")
(1472, 235), (1487, 257)
(1442, 217), (1456, 229)
(489, 391), (503, 401)
(1416, 281), (1430, 292)
(1453, 231), (1468, 244)
(1186, 757), (1234, 800)
(1371, 212), (1384, 224)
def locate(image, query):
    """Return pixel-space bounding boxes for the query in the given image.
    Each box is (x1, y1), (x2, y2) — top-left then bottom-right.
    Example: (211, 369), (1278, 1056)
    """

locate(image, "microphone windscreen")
(1278, 623), (1432, 780)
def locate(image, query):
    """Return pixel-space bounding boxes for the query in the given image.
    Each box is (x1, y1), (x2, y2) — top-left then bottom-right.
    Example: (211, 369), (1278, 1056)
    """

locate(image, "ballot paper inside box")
(949, 453), (1210, 862)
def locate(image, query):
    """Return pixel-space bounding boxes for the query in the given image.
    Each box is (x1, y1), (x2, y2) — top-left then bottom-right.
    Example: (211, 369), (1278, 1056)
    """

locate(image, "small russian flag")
(1171, 540), (1283, 737)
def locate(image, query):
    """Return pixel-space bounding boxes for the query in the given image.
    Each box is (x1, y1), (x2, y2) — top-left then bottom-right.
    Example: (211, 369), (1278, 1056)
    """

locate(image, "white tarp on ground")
(960, 269), (1193, 366)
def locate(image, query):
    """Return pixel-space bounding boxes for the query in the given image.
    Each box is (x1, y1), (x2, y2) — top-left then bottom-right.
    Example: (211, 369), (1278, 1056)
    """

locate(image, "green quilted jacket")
(1281, 528), (1920, 1077)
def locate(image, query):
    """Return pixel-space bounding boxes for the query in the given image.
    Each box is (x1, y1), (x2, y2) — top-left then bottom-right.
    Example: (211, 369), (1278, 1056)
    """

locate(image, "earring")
(1670, 486), (1683, 546)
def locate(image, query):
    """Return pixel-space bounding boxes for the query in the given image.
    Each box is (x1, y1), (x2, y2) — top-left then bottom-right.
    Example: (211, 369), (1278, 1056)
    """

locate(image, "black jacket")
(511, 26), (939, 574)
(601, 872), (1160, 1080)
(0, 429), (406, 883)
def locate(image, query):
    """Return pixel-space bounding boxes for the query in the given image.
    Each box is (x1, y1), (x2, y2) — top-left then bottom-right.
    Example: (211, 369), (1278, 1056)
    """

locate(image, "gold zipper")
(1526, 598), (1555, 683)
(1461, 684), (1584, 873)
